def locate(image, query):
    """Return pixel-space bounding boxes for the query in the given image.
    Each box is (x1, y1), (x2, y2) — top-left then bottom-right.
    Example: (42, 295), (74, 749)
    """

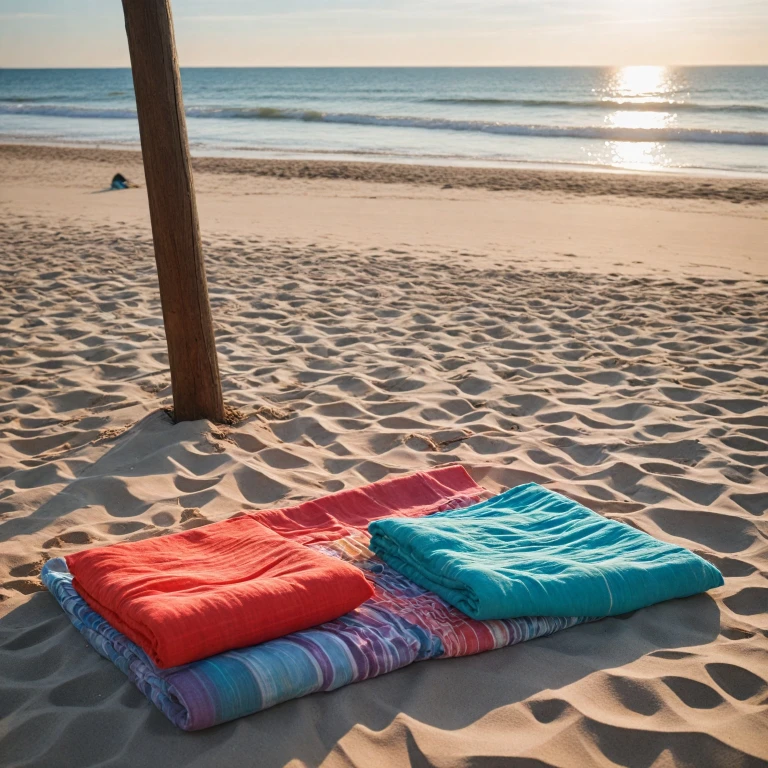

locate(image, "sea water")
(1, 66), (767, 176)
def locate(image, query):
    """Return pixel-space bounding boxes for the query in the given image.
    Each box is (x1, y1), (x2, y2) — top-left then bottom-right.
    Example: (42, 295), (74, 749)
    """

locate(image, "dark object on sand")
(111, 173), (136, 190)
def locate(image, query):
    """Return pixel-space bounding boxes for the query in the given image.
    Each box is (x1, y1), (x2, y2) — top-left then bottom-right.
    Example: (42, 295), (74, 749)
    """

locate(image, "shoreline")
(4, 137), (768, 182)
(4, 142), (768, 204)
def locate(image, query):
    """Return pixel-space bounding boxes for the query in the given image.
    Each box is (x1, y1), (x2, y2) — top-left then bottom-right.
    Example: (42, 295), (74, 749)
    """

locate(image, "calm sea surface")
(1, 66), (767, 176)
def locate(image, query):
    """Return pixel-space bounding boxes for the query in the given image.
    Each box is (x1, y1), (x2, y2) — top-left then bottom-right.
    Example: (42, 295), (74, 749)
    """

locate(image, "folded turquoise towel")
(368, 483), (723, 620)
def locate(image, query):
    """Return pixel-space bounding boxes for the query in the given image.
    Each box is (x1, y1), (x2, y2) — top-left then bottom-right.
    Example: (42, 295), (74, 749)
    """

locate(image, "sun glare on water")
(609, 65), (674, 103)
(593, 65), (682, 171)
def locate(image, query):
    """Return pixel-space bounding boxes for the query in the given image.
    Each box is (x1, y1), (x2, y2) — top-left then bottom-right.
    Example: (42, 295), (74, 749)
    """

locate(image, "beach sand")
(1, 143), (767, 767)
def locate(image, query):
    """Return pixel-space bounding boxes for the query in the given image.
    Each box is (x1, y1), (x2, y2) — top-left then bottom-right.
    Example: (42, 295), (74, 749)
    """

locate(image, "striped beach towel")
(43, 466), (583, 730)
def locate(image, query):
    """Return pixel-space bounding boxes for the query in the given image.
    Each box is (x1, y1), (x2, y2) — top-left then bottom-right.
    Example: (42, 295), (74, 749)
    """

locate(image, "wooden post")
(121, 0), (224, 423)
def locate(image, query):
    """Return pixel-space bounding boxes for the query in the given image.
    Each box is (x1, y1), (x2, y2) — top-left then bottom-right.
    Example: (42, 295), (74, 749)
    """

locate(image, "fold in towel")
(67, 516), (374, 668)
(369, 483), (724, 621)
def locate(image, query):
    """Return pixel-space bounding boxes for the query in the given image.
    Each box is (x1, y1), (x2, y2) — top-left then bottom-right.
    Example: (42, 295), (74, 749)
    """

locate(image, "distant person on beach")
(110, 172), (136, 190)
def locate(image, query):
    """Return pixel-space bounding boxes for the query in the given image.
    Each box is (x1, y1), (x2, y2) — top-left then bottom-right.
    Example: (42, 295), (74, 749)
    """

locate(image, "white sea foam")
(422, 97), (768, 114)
(2, 103), (767, 146)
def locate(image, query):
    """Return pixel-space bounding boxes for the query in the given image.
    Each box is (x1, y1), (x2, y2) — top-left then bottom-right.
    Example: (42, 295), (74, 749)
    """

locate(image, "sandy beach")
(1, 143), (767, 767)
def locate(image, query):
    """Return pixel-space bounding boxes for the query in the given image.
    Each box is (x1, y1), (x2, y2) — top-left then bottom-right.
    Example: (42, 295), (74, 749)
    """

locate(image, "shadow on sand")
(0, 411), (227, 545)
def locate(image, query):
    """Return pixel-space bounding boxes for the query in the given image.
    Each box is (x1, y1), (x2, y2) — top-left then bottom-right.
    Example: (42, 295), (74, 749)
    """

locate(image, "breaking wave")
(1, 103), (767, 146)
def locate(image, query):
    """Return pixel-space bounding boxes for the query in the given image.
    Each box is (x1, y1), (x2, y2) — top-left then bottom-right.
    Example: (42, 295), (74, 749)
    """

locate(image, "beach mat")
(370, 482), (724, 620)
(42, 466), (583, 730)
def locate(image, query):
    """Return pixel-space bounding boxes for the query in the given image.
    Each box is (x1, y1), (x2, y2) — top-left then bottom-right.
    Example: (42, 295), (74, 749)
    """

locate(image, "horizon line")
(2, 63), (768, 70)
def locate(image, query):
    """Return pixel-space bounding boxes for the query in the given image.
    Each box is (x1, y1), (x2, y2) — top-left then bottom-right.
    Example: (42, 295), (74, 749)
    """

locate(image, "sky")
(1, 0), (767, 68)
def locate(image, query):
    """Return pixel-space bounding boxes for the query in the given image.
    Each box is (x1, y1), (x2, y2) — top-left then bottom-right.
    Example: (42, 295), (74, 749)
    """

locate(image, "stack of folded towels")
(43, 466), (723, 730)
(66, 516), (375, 669)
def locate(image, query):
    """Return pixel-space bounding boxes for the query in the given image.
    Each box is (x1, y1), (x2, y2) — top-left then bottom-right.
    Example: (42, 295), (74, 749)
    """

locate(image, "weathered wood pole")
(121, 0), (225, 423)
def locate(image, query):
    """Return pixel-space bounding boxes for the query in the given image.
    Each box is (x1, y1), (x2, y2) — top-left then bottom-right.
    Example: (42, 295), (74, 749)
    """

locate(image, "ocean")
(1, 66), (767, 177)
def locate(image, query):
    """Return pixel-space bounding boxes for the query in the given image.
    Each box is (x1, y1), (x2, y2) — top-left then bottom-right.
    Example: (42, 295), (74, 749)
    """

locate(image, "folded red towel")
(68, 516), (374, 668)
